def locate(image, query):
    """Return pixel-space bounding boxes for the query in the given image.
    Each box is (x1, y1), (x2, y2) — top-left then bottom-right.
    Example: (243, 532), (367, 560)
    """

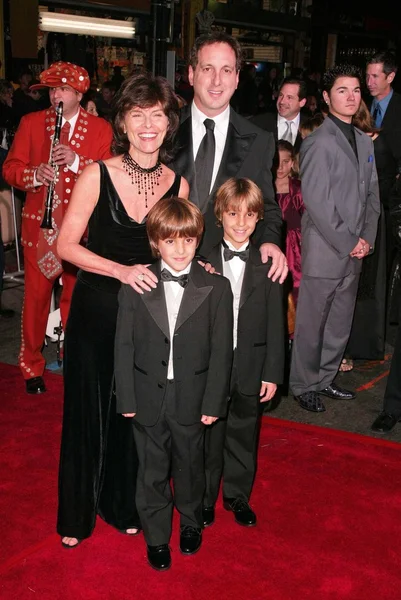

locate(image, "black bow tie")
(161, 268), (189, 288)
(223, 247), (249, 262)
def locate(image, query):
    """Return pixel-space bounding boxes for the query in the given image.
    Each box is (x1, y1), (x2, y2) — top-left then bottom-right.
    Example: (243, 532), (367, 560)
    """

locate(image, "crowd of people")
(1, 32), (401, 571)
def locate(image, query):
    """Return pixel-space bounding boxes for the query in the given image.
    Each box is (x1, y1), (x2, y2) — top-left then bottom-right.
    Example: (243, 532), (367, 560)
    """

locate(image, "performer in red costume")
(3, 61), (112, 394)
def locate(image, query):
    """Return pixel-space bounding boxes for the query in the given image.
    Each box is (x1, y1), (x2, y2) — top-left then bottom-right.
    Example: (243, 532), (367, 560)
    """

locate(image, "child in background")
(274, 140), (304, 311)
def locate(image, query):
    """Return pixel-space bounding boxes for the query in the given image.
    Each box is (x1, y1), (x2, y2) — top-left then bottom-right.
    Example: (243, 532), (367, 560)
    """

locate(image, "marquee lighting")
(39, 12), (135, 39)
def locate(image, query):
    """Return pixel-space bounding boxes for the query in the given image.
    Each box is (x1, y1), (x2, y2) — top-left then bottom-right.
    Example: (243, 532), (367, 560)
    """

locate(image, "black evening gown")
(57, 161), (181, 539)
(346, 134), (388, 360)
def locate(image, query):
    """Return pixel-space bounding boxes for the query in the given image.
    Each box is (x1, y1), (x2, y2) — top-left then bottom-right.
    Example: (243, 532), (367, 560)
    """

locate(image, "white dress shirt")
(277, 112), (301, 145)
(191, 102), (230, 194)
(161, 260), (192, 380)
(221, 239), (248, 349)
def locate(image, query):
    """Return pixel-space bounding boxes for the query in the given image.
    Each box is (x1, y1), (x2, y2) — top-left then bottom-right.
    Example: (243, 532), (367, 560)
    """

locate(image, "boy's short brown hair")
(214, 177), (264, 223)
(146, 197), (204, 257)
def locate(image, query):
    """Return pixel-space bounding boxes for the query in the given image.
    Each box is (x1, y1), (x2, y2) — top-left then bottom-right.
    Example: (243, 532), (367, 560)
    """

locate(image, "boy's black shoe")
(147, 544), (171, 571)
(202, 506), (215, 527)
(180, 526), (202, 555)
(223, 498), (257, 527)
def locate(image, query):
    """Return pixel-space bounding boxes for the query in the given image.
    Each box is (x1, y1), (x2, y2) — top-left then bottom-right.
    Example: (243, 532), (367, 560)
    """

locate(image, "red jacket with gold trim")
(3, 106), (113, 248)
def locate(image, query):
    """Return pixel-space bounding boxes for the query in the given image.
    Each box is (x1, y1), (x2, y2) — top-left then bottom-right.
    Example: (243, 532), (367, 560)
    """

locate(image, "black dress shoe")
(147, 544), (171, 571)
(25, 376), (46, 395)
(223, 498), (256, 527)
(202, 506), (215, 527)
(371, 411), (400, 434)
(320, 383), (356, 400)
(180, 526), (202, 555)
(296, 391), (326, 413)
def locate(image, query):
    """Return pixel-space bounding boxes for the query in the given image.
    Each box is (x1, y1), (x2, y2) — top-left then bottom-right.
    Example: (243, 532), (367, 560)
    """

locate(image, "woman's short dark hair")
(323, 64), (362, 94)
(111, 72), (180, 162)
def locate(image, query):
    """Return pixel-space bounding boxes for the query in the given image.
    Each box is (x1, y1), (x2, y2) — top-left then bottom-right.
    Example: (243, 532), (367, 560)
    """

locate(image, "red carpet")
(1, 361), (401, 599)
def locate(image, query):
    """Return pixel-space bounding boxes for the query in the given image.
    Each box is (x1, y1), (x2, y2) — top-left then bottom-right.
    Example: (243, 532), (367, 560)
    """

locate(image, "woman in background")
(274, 140), (304, 316)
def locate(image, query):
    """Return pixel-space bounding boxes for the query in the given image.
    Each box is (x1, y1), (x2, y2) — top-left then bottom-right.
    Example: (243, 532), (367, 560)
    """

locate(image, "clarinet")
(40, 101), (64, 229)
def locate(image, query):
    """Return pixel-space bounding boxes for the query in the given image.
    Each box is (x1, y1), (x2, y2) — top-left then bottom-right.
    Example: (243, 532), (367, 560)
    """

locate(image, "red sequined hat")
(30, 61), (90, 93)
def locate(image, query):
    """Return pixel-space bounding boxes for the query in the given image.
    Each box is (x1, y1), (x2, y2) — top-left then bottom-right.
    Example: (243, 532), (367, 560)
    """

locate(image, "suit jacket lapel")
(140, 263), (170, 340)
(173, 109), (199, 207)
(239, 246), (265, 309)
(210, 108), (258, 200)
(333, 125), (358, 168)
(207, 244), (223, 275)
(175, 262), (213, 332)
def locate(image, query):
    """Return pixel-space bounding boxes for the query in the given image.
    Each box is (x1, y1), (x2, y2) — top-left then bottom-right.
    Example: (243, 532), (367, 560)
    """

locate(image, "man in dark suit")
(290, 65), (380, 413)
(371, 177), (401, 433)
(115, 198), (233, 571)
(366, 51), (401, 274)
(203, 178), (284, 528)
(251, 77), (308, 152)
(170, 31), (287, 283)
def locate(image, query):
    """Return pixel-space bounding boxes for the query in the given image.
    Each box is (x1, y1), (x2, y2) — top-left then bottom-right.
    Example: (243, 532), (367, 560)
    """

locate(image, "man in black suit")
(171, 31), (287, 283)
(251, 77), (308, 152)
(371, 177), (401, 434)
(366, 51), (401, 275)
(115, 198), (233, 571)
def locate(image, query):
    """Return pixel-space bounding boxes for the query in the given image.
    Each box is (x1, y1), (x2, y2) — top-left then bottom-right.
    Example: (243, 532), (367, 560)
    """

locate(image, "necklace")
(122, 153), (162, 207)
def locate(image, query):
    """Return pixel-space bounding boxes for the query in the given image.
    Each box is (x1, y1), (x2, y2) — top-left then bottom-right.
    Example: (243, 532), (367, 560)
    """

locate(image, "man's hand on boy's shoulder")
(201, 415), (218, 425)
(259, 243), (288, 284)
(259, 382), (277, 403)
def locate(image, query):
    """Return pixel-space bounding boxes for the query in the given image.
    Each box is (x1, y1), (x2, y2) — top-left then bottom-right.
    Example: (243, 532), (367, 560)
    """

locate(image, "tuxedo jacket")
(114, 260), (233, 426)
(3, 106), (113, 247)
(251, 110), (306, 153)
(170, 104), (281, 256)
(300, 116), (380, 279)
(207, 244), (284, 395)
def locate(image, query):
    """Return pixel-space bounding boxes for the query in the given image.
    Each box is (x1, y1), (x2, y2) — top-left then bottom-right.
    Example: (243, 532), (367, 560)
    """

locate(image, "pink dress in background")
(276, 177), (304, 306)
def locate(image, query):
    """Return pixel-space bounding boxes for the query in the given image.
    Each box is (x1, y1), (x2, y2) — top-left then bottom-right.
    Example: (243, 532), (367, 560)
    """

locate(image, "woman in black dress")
(56, 73), (189, 548)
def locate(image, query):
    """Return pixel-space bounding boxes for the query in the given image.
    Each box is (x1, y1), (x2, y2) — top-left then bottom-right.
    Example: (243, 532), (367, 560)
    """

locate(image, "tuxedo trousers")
(57, 278), (140, 539)
(19, 246), (76, 379)
(133, 381), (205, 546)
(290, 272), (360, 396)
(204, 366), (262, 507)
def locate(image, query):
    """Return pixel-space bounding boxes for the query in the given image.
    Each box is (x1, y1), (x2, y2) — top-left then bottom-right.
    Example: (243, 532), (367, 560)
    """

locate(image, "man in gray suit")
(290, 65), (380, 412)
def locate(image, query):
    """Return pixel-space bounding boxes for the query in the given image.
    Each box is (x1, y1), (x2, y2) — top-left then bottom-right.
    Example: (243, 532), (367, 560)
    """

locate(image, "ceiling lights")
(39, 12), (135, 39)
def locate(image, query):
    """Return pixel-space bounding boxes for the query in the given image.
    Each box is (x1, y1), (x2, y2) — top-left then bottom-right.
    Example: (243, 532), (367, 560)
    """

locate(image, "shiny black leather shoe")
(296, 391), (326, 413)
(371, 411), (400, 434)
(147, 544), (171, 571)
(223, 498), (256, 527)
(202, 506), (215, 527)
(180, 526), (202, 555)
(25, 376), (46, 395)
(320, 383), (356, 400)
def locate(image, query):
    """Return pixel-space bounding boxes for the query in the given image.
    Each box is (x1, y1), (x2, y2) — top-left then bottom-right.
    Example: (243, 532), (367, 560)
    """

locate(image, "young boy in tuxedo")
(114, 197), (233, 572)
(203, 177), (285, 528)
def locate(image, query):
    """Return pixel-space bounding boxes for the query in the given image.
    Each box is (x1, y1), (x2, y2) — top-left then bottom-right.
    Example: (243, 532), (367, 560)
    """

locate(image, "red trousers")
(20, 246), (77, 380)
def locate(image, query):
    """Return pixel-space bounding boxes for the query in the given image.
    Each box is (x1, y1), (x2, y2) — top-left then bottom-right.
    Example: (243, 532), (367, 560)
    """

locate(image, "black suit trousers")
(383, 304), (401, 417)
(133, 381), (205, 546)
(204, 364), (262, 506)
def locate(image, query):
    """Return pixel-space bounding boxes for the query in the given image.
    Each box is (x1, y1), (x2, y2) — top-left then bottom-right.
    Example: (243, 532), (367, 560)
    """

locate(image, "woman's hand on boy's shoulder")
(197, 259), (218, 274)
(201, 415), (218, 425)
